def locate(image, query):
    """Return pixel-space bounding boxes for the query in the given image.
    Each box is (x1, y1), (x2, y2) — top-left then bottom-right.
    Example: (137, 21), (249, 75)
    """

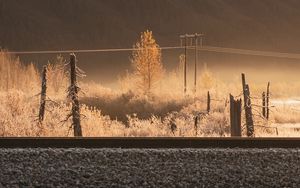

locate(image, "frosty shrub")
(46, 55), (69, 98)
(0, 50), (299, 137)
(0, 51), (40, 94)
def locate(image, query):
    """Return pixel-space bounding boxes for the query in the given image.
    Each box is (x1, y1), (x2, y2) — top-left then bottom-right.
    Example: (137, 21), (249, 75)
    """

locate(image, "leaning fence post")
(262, 92), (266, 118)
(241, 73), (254, 137)
(266, 82), (270, 120)
(194, 115), (198, 136)
(230, 94), (242, 137)
(69, 53), (82, 137)
(38, 66), (47, 123)
(207, 91), (211, 114)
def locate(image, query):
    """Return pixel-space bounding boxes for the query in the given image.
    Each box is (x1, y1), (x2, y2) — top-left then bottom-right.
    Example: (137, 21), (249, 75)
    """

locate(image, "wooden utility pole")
(230, 94), (242, 137)
(262, 92), (266, 118)
(193, 33), (203, 93)
(241, 73), (254, 137)
(1, 51), (4, 91)
(180, 33), (204, 94)
(6, 55), (9, 91)
(184, 34), (187, 94)
(266, 82), (270, 120)
(207, 91), (211, 114)
(194, 35), (198, 93)
(69, 53), (82, 137)
(38, 66), (47, 123)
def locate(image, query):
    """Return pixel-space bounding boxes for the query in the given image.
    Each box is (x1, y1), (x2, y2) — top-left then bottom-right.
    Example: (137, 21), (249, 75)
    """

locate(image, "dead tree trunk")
(266, 82), (270, 120)
(241, 73), (254, 137)
(207, 91), (210, 114)
(69, 53), (82, 137)
(38, 66), (47, 123)
(230, 94), (242, 137)
(262, 92), (266, 118)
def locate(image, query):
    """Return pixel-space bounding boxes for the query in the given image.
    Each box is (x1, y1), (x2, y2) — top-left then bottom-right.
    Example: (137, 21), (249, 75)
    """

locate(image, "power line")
(2, 45), (300, 60)
(197, 46), (300, 60)
(2, 46), (182, 55)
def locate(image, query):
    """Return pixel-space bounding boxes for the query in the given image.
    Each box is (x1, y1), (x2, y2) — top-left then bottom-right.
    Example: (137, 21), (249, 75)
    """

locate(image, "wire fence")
(193, 88), (300, 136)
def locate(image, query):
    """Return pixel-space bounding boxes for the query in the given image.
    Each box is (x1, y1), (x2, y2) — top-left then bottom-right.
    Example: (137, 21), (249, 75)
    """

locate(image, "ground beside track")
(0, 148), (299, 187)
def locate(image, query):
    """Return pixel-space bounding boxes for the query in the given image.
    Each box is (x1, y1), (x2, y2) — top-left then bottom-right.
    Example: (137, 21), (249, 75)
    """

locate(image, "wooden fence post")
(207, 91), (210, 114)
(266, 82), (270, 120)
(194, 115), (198, 136)
(69, 53), (82, 137)
(262, 92), (266, 118)
(38, 66), (47, 123)
(241, 73), (254, 137)
(230, 94), (242, 137)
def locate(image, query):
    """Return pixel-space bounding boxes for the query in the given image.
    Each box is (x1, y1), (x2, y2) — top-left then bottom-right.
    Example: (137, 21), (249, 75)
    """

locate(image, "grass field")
(0, 51), (299, 137)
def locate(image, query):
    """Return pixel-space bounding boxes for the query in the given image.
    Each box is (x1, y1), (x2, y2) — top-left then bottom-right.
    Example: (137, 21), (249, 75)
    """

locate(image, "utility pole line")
(193, 33), (203, 93)
(194, 35), (198, 93)
(184, 34), (187, 94)
(179, 34), (188, 94)
(180, 33), (204, 95)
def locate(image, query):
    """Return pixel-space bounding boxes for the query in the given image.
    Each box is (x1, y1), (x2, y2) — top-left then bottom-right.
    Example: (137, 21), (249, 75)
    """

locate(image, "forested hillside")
(1, 0), (300, 52)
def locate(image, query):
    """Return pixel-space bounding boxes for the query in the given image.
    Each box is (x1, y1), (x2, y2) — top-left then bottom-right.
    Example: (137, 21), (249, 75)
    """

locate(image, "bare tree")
(38, 66), (47, 123)
(68, 53), (82, 137)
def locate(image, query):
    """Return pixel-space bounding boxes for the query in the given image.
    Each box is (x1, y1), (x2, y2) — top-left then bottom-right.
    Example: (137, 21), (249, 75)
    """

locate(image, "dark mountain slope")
(1, 0), (300, 51)
(1, 0), (300, 85)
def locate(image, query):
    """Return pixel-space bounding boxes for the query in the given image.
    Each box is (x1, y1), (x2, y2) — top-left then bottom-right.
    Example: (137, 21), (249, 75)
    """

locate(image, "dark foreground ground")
(0, 148), (299, 187)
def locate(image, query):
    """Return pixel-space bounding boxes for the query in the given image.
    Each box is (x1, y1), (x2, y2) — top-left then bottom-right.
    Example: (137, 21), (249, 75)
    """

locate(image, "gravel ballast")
(0, 148), (299, 187)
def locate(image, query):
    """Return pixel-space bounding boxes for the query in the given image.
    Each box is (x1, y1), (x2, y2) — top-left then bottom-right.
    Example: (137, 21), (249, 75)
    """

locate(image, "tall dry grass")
(0, 50), (299, 137)
(0, 51), (40, 93)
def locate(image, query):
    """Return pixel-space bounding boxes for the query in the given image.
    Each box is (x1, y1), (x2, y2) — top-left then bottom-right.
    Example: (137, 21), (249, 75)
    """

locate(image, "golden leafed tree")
(131, 30), (163, 95)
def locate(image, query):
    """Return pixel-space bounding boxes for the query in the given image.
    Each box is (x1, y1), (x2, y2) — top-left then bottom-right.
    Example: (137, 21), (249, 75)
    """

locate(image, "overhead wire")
(3, 45), (300, 60)
(3, 46), (183, 54)
(1, 46), (300, 59)
(198, 46), (300, 60)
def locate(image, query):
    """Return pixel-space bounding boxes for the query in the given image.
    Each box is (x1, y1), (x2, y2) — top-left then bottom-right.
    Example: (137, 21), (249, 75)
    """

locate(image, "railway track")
(0, 137), (300, 148)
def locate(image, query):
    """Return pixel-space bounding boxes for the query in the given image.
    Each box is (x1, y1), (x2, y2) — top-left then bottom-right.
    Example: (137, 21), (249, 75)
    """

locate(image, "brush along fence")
(36, 53), (85, 137)
(193, 73), (300, 137)
(29, 52), (300, 137)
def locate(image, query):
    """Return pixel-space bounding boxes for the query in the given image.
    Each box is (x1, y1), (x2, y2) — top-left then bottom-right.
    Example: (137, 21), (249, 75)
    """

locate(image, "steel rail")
(0, 137), (299, 148)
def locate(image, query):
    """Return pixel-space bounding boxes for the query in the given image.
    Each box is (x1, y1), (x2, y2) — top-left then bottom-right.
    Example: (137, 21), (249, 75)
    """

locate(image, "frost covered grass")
(1, 88), (298, 137)
(0, 90), (227, 137)
(0, 51), (299, 137)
